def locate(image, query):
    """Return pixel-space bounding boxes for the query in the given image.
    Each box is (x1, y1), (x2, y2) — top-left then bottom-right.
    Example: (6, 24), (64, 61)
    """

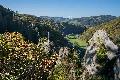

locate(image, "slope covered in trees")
(0, 32), (66, 80)
(40, 15), (117, 35)
(0, 5), (69, 48)
(0, 5), (82, 80)
(0, 32), (82, 80)
(80, 17), (120, 45)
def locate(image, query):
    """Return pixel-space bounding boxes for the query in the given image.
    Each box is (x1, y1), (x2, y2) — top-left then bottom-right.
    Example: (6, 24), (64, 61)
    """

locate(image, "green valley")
(65, 35), (87, 48)
(0, 2), (120, 80)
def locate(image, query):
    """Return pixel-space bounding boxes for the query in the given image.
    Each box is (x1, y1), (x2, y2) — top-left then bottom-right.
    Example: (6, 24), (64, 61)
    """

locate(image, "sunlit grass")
(65, 35), (87, 48)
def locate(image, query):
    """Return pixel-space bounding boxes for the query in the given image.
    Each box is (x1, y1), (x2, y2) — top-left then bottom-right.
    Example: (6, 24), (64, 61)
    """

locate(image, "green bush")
(96, 44), (107, 66)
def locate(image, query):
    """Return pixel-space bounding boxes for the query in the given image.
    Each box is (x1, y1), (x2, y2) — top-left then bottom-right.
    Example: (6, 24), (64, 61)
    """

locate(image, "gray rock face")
(82, 30), (120, 80)
(114, 56), (120, 80)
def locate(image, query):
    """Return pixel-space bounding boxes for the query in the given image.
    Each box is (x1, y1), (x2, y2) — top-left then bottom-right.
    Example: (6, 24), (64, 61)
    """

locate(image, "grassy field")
(68, 38), (87, 48)
(65, 35), (87, 48)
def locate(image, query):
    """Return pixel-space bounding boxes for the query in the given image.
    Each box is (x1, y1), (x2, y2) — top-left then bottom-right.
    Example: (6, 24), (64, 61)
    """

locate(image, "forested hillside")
(0, 5), (69, 48)
(40, 15), (116, 35)
(80, 17), (120, 45)
(0, 5), (82, 80)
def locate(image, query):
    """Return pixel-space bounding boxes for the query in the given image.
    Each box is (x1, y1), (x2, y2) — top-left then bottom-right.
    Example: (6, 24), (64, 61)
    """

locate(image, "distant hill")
(40, 15), (117, 35)
(68, 15), (116, 27)
(39, 16), (69, 22)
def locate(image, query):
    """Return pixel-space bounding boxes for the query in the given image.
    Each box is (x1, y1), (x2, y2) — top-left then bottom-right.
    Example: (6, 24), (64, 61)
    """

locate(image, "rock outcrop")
(82, 30), (120, 80)
(56, 47), (69, 65)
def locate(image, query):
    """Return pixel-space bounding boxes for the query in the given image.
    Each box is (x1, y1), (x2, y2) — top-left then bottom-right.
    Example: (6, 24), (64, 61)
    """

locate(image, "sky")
(0, 0), (120, 18)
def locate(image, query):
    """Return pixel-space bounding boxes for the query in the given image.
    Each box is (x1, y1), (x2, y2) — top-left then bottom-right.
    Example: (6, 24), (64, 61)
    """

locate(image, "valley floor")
(65, 36), (87, 48)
